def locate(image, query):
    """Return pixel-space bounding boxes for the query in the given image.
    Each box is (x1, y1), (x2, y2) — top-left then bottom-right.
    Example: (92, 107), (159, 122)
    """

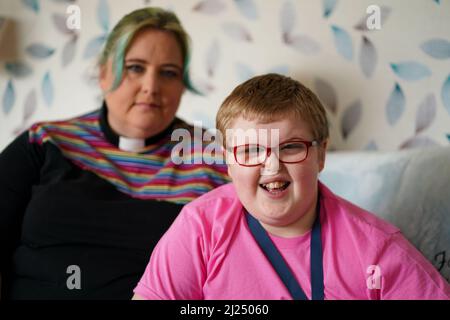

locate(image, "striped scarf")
(29, 107), (229, 204)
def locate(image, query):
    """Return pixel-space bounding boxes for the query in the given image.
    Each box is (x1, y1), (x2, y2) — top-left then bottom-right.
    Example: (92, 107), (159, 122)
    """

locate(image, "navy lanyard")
(245, 195), (324, 300)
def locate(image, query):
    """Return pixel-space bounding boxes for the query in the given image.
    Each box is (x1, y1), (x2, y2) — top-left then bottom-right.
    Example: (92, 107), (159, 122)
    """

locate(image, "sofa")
(319, 146), (450, 282)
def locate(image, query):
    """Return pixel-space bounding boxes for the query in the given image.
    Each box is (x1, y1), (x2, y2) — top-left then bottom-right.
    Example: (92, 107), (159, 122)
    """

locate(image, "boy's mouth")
(259, 181), (291, 192)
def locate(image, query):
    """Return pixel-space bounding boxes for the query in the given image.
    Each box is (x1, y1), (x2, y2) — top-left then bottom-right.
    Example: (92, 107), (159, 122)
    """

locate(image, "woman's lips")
(134, 102), (160, 109)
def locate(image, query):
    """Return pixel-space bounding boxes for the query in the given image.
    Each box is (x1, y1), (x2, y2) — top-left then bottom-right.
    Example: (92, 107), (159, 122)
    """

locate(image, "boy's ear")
(98, 63), (109, 91)
(318, 139), (328, 172)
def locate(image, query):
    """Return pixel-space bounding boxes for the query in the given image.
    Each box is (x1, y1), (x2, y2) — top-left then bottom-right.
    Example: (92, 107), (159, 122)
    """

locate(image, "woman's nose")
(260, 149), (280, 176)
(141, 71), (160, 95)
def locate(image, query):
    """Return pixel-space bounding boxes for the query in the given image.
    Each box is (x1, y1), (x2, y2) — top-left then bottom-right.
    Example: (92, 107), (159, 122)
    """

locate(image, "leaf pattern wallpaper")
(0, 0), (449, 151)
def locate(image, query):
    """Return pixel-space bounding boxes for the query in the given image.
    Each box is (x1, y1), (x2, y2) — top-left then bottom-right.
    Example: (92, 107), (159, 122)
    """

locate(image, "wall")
(1, 0), (449, 151)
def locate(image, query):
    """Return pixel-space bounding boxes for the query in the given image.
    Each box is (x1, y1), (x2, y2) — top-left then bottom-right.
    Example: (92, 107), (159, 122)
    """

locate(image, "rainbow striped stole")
(29, 109), (229, 204)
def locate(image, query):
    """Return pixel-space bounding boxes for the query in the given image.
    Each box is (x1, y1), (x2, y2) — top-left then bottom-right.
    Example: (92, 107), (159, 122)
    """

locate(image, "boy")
(133, 74), (450, 299)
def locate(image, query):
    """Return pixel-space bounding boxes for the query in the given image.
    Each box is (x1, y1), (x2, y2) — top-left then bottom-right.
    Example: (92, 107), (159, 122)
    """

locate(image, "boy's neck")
(260, 195), (319, 238)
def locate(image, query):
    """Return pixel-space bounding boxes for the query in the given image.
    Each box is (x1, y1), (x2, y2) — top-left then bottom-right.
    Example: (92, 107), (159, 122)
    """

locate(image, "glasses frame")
(232, 140), (318, 167)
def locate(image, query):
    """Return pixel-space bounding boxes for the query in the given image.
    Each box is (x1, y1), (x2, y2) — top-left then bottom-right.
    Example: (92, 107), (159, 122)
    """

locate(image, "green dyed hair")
(98, 7), (200, 94)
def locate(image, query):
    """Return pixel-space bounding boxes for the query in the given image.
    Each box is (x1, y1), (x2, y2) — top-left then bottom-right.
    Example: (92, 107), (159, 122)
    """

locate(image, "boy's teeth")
(263, 182), (287, 190)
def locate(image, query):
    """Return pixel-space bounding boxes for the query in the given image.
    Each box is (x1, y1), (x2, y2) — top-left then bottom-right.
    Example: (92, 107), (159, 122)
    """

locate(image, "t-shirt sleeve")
(133, 204), (208, 300)
(0, 131), (42, 268)
(379, 232), (450, 300)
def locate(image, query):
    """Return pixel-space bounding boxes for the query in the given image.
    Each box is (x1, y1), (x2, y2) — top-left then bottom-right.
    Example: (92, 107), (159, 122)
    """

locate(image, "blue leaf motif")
(447, 134), (450, 142)
(420, 39), (450, 60)
(83, 35), (107, 59)
(42, 72), (54, 107)
(280, 0), (296, 39)
(363, 140), (378, 151)
(390, 62), (431, 81)
(26, 43), (55, 59)
(267, 65), (289, 75)
(234, 0), (258, 20)
(2, 80), (15, 115)
(5, 62), (33, 78)
(235, 63), (254, 82)
(22, 0), (40, 13)
(323, 0), (338, 18)
(442, 75), (450, 116)
(331, 25), (353, 61)
(98, 0), (110, 33)
(386, 83), (405, 126)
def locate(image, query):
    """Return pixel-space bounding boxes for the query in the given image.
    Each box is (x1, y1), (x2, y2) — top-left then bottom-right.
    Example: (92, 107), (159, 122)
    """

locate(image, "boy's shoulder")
(187, 183), (239, 209)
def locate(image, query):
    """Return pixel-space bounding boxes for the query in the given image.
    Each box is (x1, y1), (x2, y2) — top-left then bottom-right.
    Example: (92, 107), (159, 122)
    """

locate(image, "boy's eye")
(280, 142), (306, 153)
(126, 64), (145, 73)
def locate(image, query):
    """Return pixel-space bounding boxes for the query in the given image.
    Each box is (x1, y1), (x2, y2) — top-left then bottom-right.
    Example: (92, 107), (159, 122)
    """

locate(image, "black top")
(0, 107), (226, 300)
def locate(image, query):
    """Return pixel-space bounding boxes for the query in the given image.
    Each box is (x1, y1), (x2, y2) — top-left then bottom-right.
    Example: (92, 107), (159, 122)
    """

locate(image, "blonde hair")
(216, 73), (329, 146)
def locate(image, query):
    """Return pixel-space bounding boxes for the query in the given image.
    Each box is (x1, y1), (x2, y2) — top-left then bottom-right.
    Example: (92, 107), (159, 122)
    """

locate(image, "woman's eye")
(126, 65), (145, 73)
(161, 69), (180, 78)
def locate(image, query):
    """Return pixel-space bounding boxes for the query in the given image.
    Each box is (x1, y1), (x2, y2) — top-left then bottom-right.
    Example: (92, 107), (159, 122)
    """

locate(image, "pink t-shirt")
(134, 182), (450, 300)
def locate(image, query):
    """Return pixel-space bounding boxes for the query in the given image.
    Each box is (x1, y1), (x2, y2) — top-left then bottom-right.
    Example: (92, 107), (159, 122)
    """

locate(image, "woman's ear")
(318, 139), (328, 172)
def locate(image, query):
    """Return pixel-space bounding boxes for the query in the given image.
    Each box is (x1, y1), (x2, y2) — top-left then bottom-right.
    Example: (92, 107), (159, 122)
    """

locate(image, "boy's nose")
(260, 150), (280, 176)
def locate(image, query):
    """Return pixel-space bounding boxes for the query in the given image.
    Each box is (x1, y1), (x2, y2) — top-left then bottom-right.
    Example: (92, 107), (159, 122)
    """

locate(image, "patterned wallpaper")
(0, 0), (449, 151)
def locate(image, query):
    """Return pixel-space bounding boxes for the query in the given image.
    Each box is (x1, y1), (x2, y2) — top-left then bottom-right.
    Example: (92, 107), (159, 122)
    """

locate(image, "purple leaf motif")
(399, 136), (439, 150)
(354, 6), (391, 31)
(287, 34), (321, 55)
(23, 89), (37, 122)
(206, 40), (220, 78)
(234, 0), (258, 20)
(52, 13), (75, 35)
(359, 36), (377, 78)
(193, 0), (226, 15)
(341, 100), (362, 139)
(420, 39), (450, 60)
(2, 79), (15, 115)
(415, 94), (436, 134)
(386, 83), (405, 126)
(62, 35), (78, 67)
(280, 0), (296, 40)
(222, 22), (252, 42)
(314, 78), (338, 115)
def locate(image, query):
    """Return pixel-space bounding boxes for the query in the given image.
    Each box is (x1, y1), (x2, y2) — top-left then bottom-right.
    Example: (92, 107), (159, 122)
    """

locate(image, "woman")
(0, 7), (229, 299)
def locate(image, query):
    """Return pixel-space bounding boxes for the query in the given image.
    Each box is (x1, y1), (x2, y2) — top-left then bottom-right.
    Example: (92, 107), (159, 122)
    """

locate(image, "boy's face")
(226, 115), (327, 236)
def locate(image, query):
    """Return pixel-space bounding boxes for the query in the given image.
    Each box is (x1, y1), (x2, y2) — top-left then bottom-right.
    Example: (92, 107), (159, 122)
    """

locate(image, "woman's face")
(226, 115), (327, 237)
(100, 28), (185, 139)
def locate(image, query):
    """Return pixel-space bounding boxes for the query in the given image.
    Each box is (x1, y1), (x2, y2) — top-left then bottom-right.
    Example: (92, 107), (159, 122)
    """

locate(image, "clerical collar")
(99, 102), (174, 152)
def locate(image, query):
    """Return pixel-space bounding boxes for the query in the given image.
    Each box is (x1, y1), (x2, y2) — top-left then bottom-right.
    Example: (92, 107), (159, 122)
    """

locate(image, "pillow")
(319, 146), (450, 282)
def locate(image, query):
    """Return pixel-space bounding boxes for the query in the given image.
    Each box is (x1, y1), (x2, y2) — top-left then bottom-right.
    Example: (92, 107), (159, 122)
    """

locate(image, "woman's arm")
(0, 131), (43, 296)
